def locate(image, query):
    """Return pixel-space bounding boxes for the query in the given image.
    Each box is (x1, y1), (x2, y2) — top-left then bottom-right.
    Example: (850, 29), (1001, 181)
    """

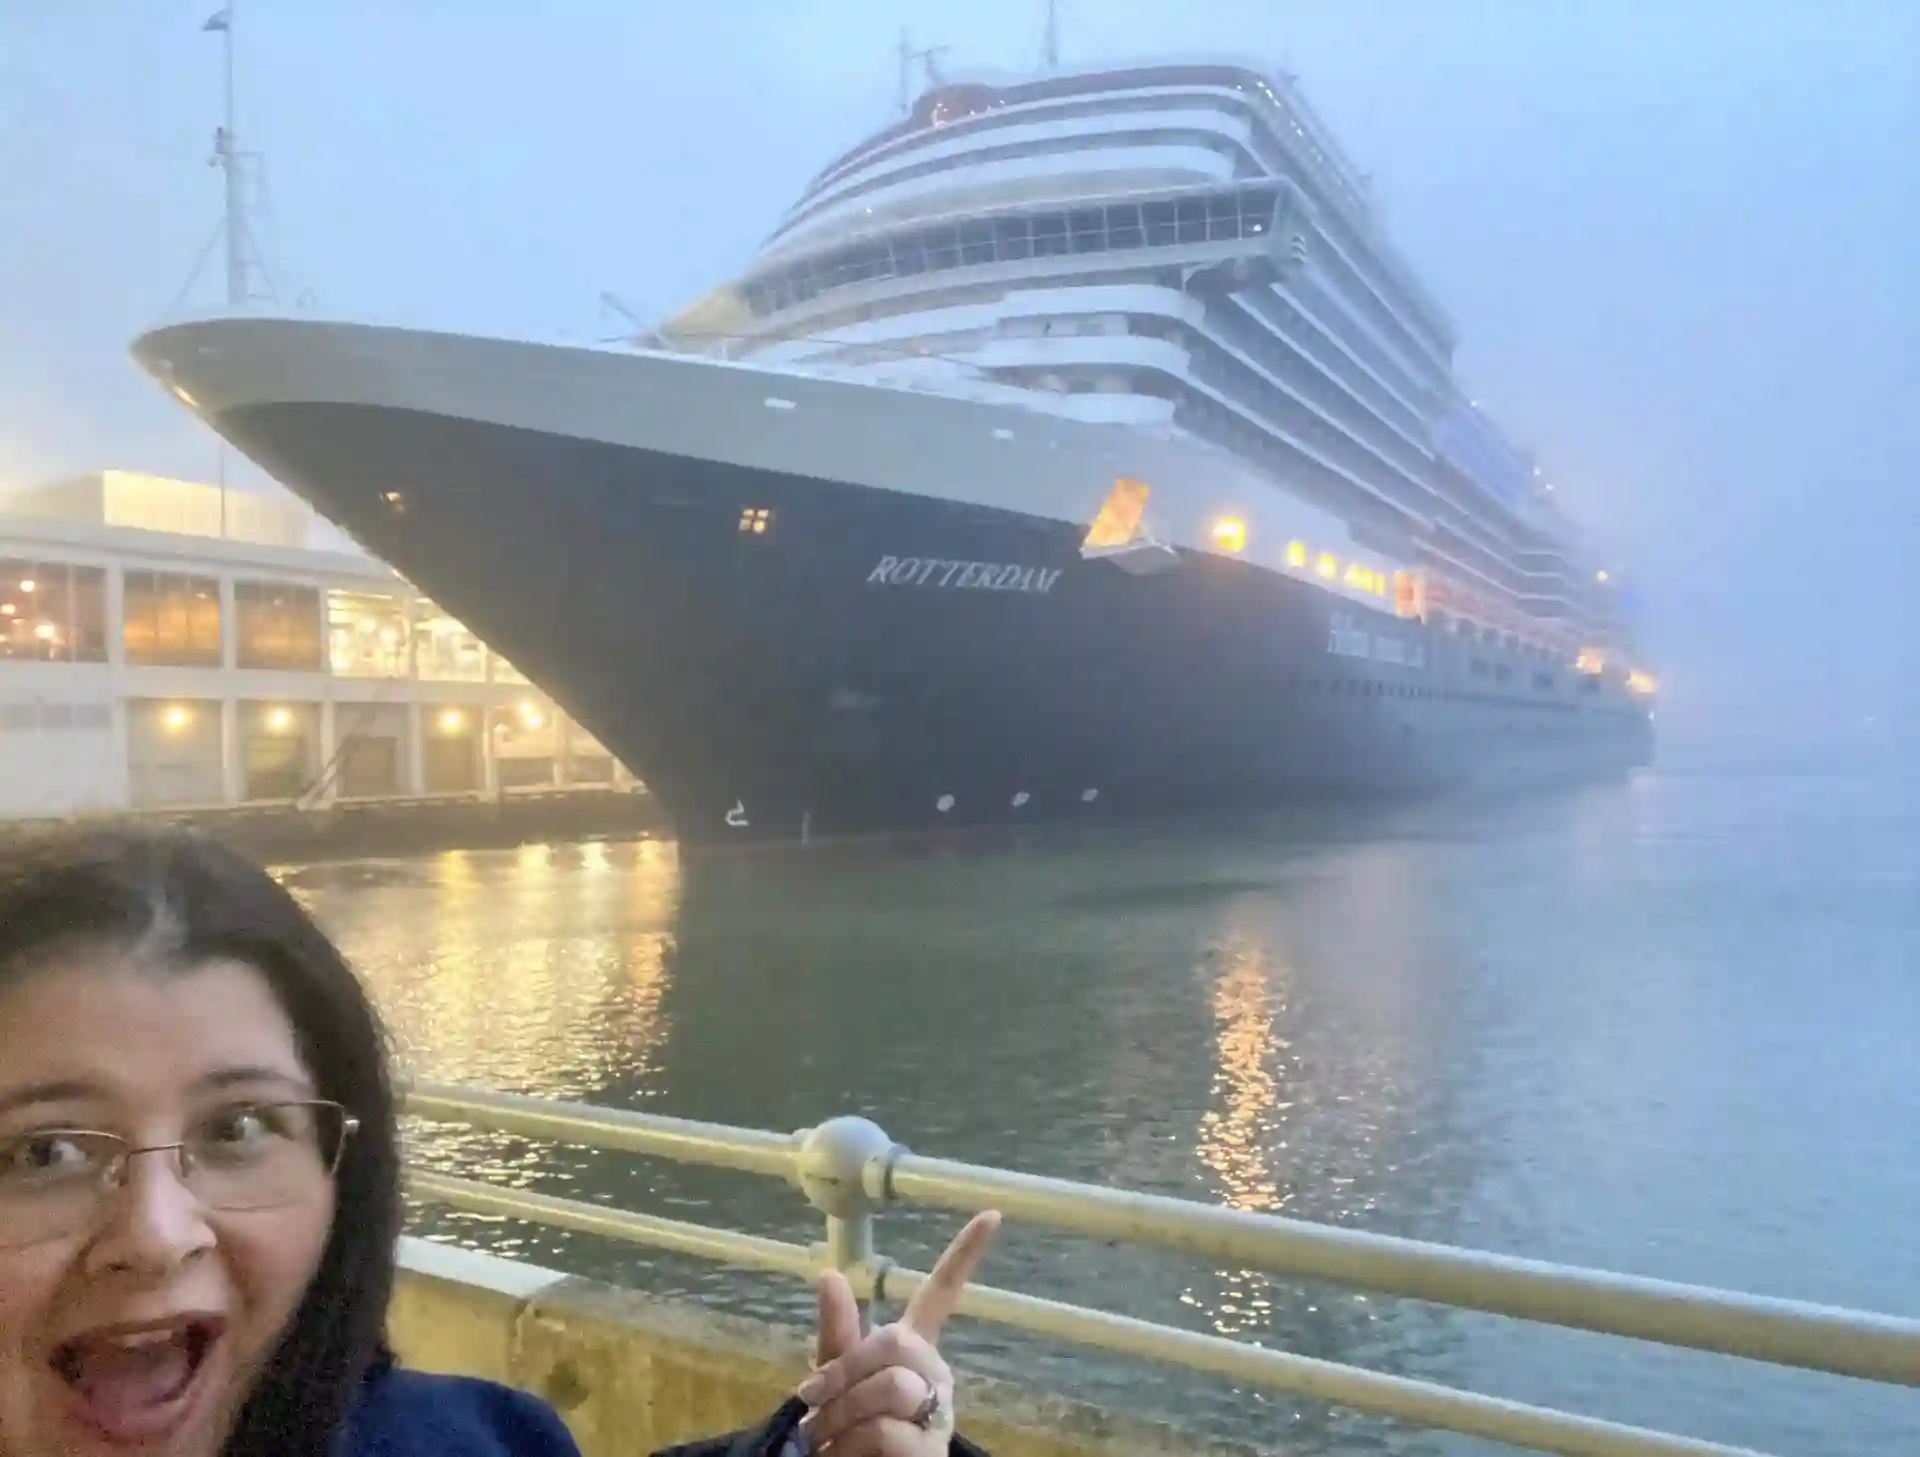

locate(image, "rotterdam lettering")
(866, 557), (1061, 595)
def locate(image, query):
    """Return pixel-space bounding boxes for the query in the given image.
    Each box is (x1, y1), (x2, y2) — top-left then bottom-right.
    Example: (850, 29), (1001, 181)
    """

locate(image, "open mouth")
(51, 1318), (224, 1444)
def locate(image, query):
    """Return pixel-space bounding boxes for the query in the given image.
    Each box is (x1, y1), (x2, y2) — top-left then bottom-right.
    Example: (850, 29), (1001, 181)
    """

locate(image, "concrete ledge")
(391, 1237), (1265, 1457)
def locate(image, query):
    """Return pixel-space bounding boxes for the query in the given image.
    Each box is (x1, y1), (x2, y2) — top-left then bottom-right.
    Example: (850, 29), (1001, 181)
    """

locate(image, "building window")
(414, 601), (486, 682)
(236, 581), (323, 671)
(123, 570), (222, 667)
(327, 589), (409, 677)
(0, 559), (108, 663)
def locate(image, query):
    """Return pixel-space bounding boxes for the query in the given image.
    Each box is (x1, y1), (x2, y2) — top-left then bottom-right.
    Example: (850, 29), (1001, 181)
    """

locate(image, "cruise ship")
(134, 58), (1655, 845)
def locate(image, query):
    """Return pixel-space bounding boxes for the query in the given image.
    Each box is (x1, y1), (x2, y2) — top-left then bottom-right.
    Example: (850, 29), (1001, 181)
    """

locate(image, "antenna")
(1043, 0), (1061, 71)
(895, 28), (950, 112)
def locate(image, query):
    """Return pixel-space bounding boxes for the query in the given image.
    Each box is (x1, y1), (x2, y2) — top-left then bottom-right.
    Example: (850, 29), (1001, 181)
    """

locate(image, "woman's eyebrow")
(0, 1079), (105, 1121)
(195, 1066), (316, 1095)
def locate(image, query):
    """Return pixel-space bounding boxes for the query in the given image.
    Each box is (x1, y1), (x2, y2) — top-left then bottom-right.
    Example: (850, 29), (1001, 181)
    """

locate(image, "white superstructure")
(652, 62), (1621, 659)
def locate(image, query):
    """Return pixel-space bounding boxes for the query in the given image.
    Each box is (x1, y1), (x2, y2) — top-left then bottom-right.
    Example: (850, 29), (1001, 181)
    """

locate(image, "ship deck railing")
(402, 1082), (1919, 1457)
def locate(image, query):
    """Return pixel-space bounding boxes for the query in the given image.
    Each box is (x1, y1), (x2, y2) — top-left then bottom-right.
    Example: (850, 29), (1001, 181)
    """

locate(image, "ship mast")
(1043, 0), (1061, 71)
(894, 29), (950, 112)
(205, 5), (256, 307)
(202, 4), (254, 528)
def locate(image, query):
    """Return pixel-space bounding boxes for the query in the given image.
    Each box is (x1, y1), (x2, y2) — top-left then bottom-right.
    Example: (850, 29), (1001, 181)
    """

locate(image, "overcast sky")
(1, 0), (1915, 749)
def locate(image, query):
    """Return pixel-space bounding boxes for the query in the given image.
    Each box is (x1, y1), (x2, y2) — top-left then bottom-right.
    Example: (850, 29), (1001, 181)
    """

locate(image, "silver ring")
(910, 1383), (942, 1430)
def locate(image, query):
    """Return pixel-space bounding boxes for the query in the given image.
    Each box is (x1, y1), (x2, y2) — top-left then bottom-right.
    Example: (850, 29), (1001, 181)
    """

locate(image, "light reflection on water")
(284, 770), (1920, 1456)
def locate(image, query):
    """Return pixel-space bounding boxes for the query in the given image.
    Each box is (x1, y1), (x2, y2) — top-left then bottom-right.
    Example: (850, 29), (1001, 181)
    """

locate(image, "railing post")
(796, 1115), (900, 1336)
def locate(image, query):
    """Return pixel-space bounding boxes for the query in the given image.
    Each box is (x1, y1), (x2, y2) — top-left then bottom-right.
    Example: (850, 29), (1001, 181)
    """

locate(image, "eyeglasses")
(0, 1100), (358, 1251)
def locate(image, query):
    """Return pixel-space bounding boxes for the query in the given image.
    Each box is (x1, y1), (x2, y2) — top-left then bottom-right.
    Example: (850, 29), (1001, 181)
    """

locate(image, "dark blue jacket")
(339, 1364), (987, 1457)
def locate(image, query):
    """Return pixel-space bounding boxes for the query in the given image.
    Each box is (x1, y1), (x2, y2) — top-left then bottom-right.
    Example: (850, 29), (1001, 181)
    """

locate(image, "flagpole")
(222, 3), (241, 307)
(213, 2), (239, 535)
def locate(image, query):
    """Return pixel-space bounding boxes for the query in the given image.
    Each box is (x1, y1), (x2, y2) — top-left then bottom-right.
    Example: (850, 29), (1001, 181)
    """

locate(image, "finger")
(797, 1322), (947, 1410)
(799, 1365), (935, 1450)
(900, 1209), (1001, 1340)
(815, 1415), (925, 1457)
(814, 1268), (863, 1368)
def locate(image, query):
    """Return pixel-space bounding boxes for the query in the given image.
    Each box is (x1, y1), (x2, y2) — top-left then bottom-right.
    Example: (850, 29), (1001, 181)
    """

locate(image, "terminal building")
(0, 470), (633, 821)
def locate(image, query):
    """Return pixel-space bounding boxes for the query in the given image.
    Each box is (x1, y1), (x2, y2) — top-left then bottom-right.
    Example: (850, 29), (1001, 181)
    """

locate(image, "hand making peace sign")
(794, 1211), (1001, 1456)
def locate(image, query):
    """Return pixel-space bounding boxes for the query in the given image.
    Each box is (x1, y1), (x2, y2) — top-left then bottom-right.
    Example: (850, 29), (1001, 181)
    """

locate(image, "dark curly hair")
(0, 826), (401, 1457)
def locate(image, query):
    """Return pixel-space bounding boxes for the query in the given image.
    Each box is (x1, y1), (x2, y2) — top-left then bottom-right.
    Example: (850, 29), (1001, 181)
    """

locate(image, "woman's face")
(0, 954), (338, 1457)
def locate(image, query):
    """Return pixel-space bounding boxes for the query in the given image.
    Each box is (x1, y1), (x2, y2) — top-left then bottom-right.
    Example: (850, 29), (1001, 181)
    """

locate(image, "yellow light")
(162, 705), (192, 733)
(517, 700), (546, 729)
(1211, 516), (1247, 553)
(1285, 540), (1307, 568)
(1315, 553), (1337, 579)
(2, 603), (16, 616)
(1576, 649), (1605, 675)
(32, 622), (56, 641)
(1083, 477), (1151, 550)
(438, 708), (466, 734)
(1595, 569), (1610, 584)
(264, 706), (294, 733)
(18, 579), (34, 594)
(1628, 670), (1659, 696)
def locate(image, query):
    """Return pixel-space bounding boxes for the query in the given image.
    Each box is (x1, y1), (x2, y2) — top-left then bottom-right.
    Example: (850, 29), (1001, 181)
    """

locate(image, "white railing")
(402, 1082), (1919, 1457)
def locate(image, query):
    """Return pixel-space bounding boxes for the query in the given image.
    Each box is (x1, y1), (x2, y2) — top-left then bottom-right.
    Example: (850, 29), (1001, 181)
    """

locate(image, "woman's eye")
(0, 1134), (94, 1177)
(206, 1109), (272, 1144)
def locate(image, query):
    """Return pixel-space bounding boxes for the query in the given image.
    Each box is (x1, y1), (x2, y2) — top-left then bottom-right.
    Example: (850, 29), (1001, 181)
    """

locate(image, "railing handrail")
(401, 1081), (1920, 1457)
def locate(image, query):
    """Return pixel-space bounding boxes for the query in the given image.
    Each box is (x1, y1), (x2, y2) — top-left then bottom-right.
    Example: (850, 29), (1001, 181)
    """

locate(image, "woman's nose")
(82, 1148), (217, 1276)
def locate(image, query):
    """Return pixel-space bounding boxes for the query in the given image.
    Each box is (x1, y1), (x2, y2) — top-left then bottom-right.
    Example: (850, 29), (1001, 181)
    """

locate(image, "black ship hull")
(214, 400), (1652, 846)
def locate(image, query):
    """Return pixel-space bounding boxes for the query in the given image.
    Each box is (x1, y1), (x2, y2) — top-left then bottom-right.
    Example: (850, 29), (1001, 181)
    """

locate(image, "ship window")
(1207, 192), (1240, 240)
(1175, 197), (1209, 244)
(1068, 209), (1107, 254)
(959, 220), (996, 266)
(1107, 204), (1144, 251)
(1031, 213), (1069, 257)
(924, 226), (961, 270)
(1142, 201), (1178, 247)
(993, 216), (1033, 260)
(1243, 186), (1277, 235)
(892, 235), (927, 276)
(838, 243), (889, 287)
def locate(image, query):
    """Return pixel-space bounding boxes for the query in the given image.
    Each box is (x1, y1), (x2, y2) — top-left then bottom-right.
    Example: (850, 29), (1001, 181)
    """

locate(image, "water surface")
(288, 767), (1920, 1455)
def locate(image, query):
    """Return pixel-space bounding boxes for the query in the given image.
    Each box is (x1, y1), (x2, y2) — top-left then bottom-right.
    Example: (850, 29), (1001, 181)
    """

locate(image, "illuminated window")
(236, 581), (323, 671)
(415, 601), (486, 682)
(1315, 553), (1338, 580)
(0, 559), (106, 663)
(1285, 540), (1307, 569)
(124, 571), (222, 667)
(1211, 517), (1247, 553)
(738, 507), (773, 535)
(1083, 477), (1150, 550)
(327, 590), (408, 678)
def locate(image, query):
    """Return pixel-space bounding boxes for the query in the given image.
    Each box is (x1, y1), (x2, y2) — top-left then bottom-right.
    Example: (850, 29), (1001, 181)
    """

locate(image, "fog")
(2, 0), (1914, 754)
